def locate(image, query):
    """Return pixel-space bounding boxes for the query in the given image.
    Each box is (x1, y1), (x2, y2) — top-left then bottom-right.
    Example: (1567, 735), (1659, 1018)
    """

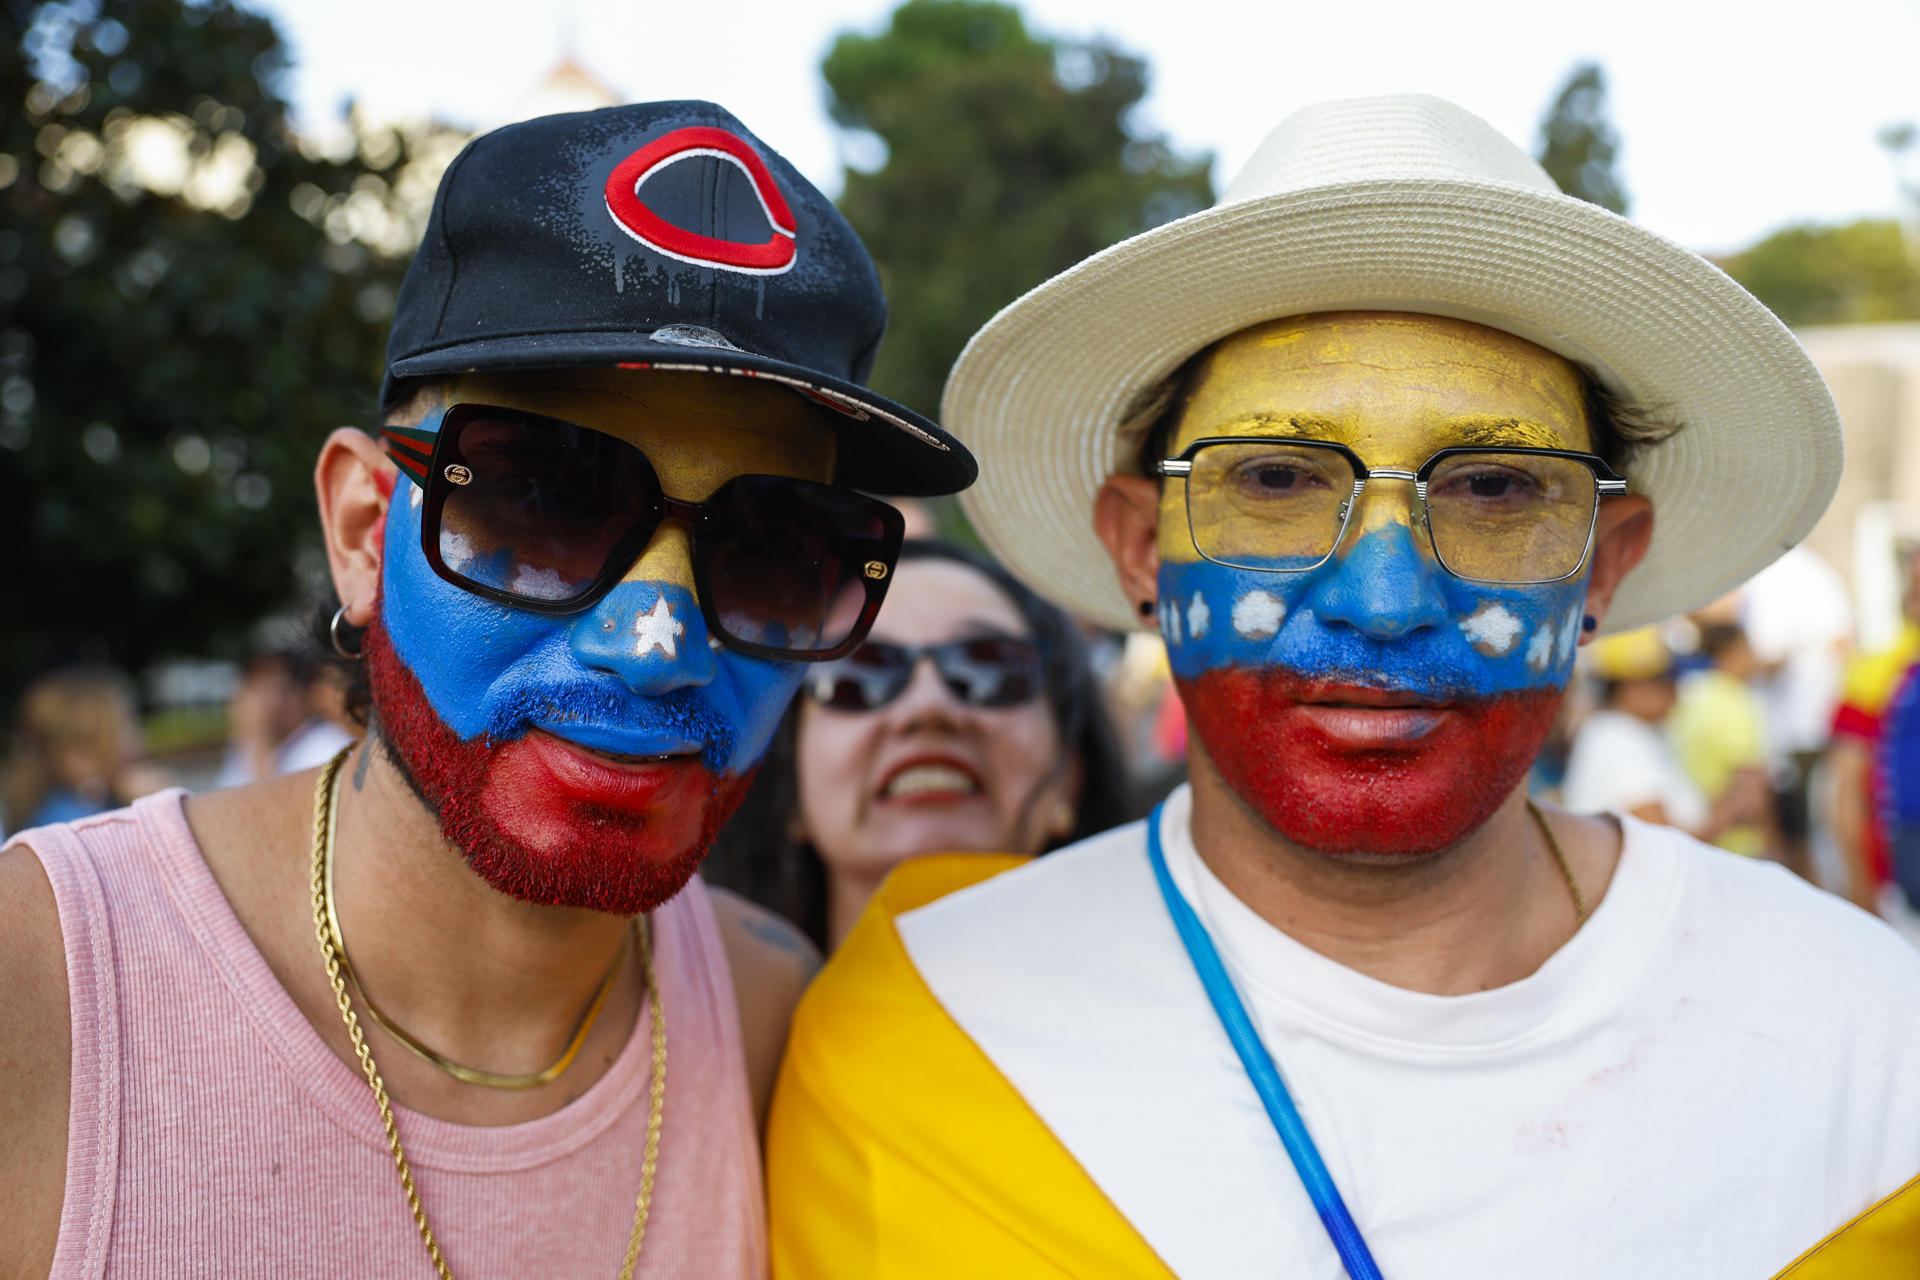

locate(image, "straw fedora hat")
(944, 94), (1842, 634)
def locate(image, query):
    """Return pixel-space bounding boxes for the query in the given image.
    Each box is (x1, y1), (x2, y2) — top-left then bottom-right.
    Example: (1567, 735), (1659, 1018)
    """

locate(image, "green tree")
(0, 0), (459, 709)
(1721, 219), (1920, 326)
(823, 0), (1214, 422)
(1537, 62), (1628, 214)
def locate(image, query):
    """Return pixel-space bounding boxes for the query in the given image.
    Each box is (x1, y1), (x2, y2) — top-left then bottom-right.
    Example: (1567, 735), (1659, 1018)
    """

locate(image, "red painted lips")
(1179, 667), (1564, 857)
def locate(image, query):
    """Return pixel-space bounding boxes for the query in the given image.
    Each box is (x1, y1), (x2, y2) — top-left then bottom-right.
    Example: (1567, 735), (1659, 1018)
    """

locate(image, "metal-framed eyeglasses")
(1157, 437), (1630, 585)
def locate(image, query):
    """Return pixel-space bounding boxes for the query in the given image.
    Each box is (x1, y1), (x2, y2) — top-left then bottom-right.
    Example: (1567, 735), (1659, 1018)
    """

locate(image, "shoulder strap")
(9, 821), (122, 1279)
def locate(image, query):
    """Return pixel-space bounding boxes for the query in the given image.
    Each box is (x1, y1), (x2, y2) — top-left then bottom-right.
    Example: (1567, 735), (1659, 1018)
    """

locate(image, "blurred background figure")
(1669, 622), (1778, 858)
(1829, 542), (1920, 910)
(0, 667), (171, 835)
(705, 540), (1132, 949)
(1879, 660), (1920, 944)
(212, 647), (355, 788)
(1562, 628), (1770, 845)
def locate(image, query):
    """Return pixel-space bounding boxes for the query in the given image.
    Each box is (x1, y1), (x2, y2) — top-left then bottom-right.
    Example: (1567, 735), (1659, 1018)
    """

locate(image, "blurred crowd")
(0, 644), (351, 837)
(7, 530), (1920, 951)
(1542, 543), (1920, 946)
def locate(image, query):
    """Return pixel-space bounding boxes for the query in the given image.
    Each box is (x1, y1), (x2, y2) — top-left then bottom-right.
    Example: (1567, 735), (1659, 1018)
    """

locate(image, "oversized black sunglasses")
(382, 403), (905, 662)
(804, 636), (1045, 711)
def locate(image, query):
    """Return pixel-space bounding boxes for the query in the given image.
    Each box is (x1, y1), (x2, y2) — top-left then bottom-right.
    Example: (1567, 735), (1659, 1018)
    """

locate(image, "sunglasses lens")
(810, 643), (913, 710)
(939, 637), (1044, 707)
(436, 409), (655, 604)
(703, 476), (902, 658)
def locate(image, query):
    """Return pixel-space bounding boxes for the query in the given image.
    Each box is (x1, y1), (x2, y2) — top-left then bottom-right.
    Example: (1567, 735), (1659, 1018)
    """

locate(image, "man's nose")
(569, 579), (718, 695)
(1304, 512), (1450, 641)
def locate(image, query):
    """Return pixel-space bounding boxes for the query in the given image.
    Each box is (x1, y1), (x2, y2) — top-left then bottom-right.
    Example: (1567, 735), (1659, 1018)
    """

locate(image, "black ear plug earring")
(1583, 615), (1598, 633)
(1139, 599), (1156, 619)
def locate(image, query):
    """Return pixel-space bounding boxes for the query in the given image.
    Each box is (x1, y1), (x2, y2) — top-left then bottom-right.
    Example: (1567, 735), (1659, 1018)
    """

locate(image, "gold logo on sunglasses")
(443, 464), (473, 485)
(863, 560), (889, 580)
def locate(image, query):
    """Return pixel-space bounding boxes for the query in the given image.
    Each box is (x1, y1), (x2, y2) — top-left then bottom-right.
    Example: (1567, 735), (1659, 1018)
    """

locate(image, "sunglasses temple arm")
(380, 425), (438, 489)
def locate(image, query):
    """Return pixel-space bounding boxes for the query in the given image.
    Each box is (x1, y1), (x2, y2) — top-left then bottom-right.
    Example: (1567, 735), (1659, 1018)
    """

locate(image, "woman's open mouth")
(877, 756), (986, 804)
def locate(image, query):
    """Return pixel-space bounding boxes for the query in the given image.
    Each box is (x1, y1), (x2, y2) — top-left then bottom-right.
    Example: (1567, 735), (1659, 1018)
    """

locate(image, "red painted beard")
(1177, 667), (1563, 858)
(364, 617), (753, 915)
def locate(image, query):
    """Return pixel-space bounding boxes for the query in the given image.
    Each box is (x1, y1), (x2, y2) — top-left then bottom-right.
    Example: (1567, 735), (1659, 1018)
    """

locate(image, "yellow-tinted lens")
(1184, 441), (1352, 568)
(1424, 452), (1597, 582)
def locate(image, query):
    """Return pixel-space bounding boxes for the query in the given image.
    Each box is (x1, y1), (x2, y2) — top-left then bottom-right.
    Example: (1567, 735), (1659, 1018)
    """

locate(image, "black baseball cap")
(382, 100), (975, 497)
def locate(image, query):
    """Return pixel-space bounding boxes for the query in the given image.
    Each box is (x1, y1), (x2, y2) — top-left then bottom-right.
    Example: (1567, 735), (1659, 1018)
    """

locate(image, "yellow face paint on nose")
(449, 367), (837, 589)
(1156, 311), (1592, 566)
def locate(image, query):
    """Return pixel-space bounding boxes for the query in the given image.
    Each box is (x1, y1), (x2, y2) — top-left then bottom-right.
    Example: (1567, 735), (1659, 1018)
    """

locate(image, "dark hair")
(701, 539), (1133, 948)
(310, 593), (373, 730)
(1696, 622), (1749, 662)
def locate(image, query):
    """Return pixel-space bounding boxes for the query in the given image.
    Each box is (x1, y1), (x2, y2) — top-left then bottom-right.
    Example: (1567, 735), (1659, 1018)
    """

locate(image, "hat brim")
(388, 331), (976, 498)
(944, 177), (1842, 632)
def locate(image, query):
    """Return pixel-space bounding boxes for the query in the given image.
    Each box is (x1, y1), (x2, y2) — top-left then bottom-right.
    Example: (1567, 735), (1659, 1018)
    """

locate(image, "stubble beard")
(362, 615), (753, 916)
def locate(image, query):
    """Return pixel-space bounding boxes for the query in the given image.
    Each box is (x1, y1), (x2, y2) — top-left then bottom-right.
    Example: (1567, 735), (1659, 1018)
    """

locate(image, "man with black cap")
(0, 101), (972, 1277)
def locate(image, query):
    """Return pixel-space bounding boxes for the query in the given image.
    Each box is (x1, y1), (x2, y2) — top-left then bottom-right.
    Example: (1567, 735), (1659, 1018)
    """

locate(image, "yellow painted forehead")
(444, 366), (837, 496)
(1168, 311), (1593, 464)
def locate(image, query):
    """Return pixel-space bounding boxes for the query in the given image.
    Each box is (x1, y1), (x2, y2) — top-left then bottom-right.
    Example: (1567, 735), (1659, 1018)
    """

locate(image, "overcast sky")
(251, 0), (1920, 256)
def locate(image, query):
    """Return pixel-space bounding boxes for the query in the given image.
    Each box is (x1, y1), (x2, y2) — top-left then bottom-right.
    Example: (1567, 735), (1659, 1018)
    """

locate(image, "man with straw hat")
(768, 96), (1920, 1278)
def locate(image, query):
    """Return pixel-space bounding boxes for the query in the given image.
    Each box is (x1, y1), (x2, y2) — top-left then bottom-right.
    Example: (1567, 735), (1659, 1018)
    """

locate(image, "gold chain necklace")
(310, 747), (665, 1280)
(324, 821), (629, 1090)
(1525, 797), (1589, 925)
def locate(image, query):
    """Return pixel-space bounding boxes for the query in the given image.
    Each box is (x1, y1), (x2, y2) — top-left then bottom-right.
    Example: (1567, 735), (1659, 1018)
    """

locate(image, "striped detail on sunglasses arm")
(382, 426), (436, 486)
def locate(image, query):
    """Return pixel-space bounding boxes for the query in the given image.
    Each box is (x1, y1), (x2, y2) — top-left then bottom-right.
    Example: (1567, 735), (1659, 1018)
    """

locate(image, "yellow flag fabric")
(766, 854), (1919, 1279)
(766, 853), (1175, 1280)
(1772, 1171), (1920, 1277)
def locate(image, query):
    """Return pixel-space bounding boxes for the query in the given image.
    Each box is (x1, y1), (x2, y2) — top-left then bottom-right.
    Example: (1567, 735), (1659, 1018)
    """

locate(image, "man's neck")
(185, 734), (643, 1126)
(1184, 745), (1619, 996)
(329, 734), (639, 1074)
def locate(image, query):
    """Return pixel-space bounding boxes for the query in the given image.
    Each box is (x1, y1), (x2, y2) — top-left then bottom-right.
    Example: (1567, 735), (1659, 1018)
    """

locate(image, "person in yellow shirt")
(1668, 623), (1776, 857)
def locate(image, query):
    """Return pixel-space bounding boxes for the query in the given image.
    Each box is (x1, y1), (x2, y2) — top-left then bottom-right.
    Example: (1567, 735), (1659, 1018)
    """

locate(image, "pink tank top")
(18, 790), (767, 1279)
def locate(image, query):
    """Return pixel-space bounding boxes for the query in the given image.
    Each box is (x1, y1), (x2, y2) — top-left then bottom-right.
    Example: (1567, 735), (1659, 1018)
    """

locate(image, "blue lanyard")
(1146, 802), (1385, 1280)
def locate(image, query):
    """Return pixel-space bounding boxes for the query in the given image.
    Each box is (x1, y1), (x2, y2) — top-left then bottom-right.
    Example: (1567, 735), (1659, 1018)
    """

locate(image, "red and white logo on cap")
(604, 126), (797, 275)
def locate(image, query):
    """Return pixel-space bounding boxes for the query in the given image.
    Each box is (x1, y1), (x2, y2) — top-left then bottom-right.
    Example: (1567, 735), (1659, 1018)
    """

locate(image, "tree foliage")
(1537, 61), (1628, 215)
(823, 0), (1214, 422)
(1721, 219), (1920, 327)
(0, 0), (458, 708)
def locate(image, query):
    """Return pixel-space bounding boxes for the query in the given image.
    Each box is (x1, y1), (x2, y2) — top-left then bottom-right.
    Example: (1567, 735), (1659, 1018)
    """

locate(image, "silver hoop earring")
(330, 605), (364, 660)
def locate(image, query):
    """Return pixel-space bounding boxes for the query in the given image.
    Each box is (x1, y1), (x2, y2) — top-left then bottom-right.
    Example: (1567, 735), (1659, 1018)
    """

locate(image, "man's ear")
(316, 429), (397, 627)
(1094, 474), (1163, 624)
(1580, 494), (1654, 640)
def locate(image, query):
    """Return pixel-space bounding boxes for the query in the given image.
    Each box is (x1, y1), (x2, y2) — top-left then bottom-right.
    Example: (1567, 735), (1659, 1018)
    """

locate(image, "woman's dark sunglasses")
(381, 403), (905, 662)
(805, 636), (1045, 711)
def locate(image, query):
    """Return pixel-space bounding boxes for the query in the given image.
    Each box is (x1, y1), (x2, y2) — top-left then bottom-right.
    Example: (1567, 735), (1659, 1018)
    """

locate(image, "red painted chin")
(366, 618), (751, 914)
(1178, 669), (1562, 858)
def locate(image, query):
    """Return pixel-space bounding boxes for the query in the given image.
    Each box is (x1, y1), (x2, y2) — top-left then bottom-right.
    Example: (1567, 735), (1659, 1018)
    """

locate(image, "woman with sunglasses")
(706, 541), (1132, 950)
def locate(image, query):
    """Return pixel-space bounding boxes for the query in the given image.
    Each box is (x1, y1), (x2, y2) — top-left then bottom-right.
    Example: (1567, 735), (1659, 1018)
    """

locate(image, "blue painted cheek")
(1158, 524), (1589, 699)
(380, 489), (801, 776)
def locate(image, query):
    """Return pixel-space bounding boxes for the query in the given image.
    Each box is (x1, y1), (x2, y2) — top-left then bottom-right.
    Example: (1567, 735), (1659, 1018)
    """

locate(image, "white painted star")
(1557, 603), (1583, 663)
(1188, 591), (1211, 639)
(1460, 603), (1522, 655)
(1526, 621), (1556, 671)
(1232, 590), (1286, 640)
(633, 597), (684, 658)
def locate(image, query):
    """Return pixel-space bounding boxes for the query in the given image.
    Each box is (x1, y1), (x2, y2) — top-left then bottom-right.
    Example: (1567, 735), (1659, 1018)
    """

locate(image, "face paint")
(1158, 312), (1594, 857)
(369, 369), (831, 913)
